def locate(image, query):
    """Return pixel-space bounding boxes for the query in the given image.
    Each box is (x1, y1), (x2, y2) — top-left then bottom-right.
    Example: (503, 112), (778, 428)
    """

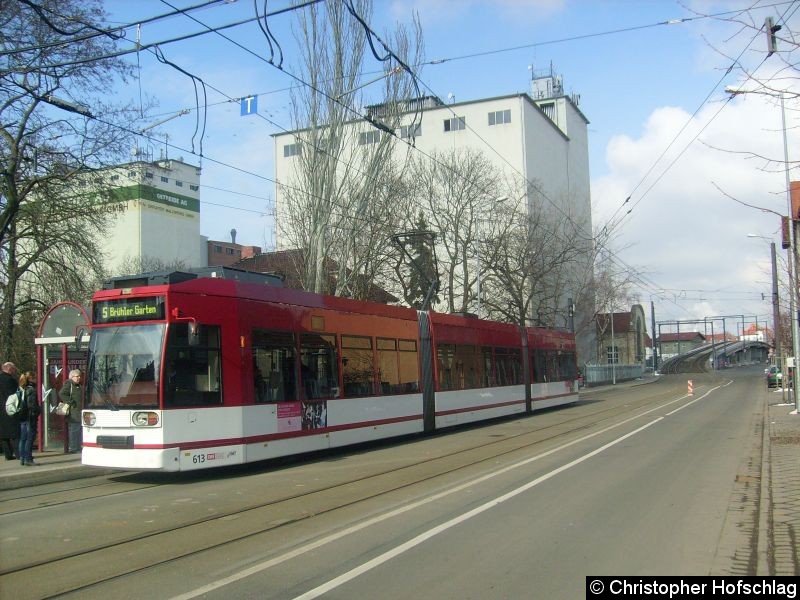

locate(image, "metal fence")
(584, 364), (644, 386)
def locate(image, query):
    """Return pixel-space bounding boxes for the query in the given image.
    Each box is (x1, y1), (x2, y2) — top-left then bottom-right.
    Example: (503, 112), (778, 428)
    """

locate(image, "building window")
(145, 171), (154, 179)
(175, 180), (183, 187)
(128, 170), (136, 178)
(606, 346), (619, 365)
(225, 247), (235, 255)
(160, 176), (169, 183)
(214, 245), (222, 253)
(284, 143), (301, 157)
(443, 117), (465, 132)
(189, 184), (199, 191)
(358, 130), (380, 145)
(488, 109), (511, 126)
(110, 174), (119, 181)
(399, 124), (421, 139)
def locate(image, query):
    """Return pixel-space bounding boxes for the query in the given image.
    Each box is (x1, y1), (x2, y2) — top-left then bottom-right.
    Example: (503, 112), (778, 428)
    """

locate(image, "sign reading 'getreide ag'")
(108, 185), (200, 213)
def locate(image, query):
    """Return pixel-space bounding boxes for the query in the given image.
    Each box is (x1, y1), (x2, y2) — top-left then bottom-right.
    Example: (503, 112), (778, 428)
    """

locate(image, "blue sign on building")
(240, 96), (258, 116)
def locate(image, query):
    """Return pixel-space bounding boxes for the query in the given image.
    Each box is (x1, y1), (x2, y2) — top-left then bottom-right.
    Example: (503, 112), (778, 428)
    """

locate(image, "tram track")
(4, 378), (680, 512)
(1, 376), (720, 598)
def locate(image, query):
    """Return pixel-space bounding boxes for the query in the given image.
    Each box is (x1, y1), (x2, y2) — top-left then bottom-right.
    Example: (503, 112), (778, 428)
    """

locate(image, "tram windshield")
(86, 324), (164, 409)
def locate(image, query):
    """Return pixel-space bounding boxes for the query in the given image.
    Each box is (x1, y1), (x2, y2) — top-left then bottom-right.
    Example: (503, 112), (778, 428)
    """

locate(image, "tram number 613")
(192, 453), (206, 464)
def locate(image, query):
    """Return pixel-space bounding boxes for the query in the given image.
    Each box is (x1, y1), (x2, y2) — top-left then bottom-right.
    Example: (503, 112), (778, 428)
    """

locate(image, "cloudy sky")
(104, 0), (800, 332)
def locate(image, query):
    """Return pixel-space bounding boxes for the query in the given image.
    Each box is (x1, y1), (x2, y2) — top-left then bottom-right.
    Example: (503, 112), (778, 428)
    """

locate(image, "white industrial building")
(97, 155), (206, 274)
(273, 69), (596, 361)
(274, 72), (591, 244)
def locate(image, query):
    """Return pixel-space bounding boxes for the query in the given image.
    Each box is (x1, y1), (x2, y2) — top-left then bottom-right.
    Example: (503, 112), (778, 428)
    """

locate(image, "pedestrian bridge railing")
(584, 364), (644, 386)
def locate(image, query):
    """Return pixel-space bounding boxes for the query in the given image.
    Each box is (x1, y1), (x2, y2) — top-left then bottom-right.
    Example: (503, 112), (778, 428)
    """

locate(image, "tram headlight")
(132, 412), (159, 427)
(83, 412), (96, 427)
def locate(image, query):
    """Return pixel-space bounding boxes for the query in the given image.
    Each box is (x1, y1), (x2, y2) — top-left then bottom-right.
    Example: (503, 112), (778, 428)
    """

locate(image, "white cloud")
(592, 89), (798, 322)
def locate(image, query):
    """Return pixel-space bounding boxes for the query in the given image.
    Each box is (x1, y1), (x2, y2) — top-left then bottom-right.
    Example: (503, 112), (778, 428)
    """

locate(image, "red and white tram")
(81, 270), (579, 471)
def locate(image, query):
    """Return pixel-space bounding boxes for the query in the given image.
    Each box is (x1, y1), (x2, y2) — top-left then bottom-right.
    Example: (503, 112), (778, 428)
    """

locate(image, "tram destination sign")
(93, 297), (165, 324)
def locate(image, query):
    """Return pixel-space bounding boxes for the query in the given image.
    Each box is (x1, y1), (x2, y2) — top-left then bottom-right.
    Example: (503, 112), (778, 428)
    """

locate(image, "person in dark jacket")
(0, 362), (20, 460)
(58, 369), (83, 454)
(18, 371), (40, 466)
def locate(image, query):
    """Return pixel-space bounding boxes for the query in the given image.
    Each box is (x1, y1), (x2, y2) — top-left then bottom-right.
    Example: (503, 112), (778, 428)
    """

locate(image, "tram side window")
(300, 333), (340, 400)
(462, 345), (482, 389)
(482, 347), (494, 387)
(377, 338), (398, 395)
(437, 344), (456, 390)
(165, 324), (222, 406)
(495, 347), (522, 386)
(377, 339), (419, 395)
(546, 351), (560, 381)
(532, 350), (546, 383)
(558, 351), (577, 381)
(398, 340), (419, 393)
(342, 336), (375, 397)
(437, 344), (482, 390)
(253, 330), (297, 403)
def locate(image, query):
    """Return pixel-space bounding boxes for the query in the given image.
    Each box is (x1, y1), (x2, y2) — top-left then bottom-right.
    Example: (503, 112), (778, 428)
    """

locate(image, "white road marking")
(665, 382), (727, 416)
(171, 389), (715, 600)
(293, 418), (664, 600)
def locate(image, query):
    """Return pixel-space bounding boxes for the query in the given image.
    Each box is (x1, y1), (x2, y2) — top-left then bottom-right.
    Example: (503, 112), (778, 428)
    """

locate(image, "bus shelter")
(34, 302), (90, 452)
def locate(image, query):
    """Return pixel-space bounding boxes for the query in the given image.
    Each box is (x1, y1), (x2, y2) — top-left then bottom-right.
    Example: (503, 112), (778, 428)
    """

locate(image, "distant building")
(739, 323), (770, 343)
(234, 248), (398, 304)
(207, 228), (261, 267)
(95, 155), (205, 274)
(595, 304), (647, 365)
(657, 331), (707, 358)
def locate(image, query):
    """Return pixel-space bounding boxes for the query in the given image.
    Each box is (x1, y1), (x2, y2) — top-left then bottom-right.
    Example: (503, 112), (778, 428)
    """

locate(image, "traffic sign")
(240, 96), (258, 116)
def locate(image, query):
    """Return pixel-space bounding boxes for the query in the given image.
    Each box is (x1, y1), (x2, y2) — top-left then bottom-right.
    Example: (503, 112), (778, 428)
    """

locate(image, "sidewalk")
(0, 450), (116, 491)
(763, 394), (800, 575)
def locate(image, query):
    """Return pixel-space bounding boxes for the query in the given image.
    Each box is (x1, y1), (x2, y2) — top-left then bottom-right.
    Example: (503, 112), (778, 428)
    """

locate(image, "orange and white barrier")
(688, 380), (693, 396)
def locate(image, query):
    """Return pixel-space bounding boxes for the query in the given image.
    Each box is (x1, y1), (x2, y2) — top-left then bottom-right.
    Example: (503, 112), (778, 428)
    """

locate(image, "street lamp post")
(727, 86), (799, 413)
(650, 299), (658, 373)
(747, 234), (782, 363)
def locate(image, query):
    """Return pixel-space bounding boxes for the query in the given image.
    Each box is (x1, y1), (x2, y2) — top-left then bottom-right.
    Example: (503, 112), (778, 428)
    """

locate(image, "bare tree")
(113, 255), (190, 278)
(279, 0), (423, 299)
(403, 148), (510, 314)
(1, 0), (140, 360)
(592, 250), (638, 364)
(698, 6), (799, 178)
(480, 187), (593, 327)
(401, 147), (598, 328)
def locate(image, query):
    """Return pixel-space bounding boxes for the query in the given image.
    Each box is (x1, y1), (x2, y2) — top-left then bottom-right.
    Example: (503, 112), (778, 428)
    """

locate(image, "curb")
(757, 391), (772, 575)
(0, 465), (121, 491)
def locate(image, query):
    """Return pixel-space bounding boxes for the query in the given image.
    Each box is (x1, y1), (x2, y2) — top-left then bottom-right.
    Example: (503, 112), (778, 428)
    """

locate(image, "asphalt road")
(0, 367), (765, 599)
